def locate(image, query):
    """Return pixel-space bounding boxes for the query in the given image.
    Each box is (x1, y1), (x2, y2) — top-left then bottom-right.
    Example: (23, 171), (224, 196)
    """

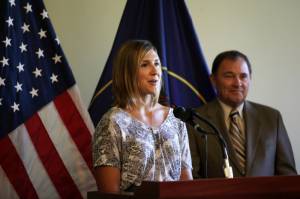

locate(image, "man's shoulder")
(195, 100), (281, 115)
(194, 99), (220, 114)
(245, 100), (280, 114)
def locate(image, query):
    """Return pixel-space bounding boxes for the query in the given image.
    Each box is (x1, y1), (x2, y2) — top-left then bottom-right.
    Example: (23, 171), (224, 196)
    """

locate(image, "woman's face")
(137, 49), (162, 97)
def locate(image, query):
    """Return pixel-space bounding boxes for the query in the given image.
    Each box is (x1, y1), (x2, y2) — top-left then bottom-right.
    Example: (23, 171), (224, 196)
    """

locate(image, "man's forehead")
(219, 58), (250, 73)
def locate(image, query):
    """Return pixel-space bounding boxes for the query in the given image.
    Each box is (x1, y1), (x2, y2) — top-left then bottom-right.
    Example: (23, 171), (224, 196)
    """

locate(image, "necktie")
(229, 110), (246, 171)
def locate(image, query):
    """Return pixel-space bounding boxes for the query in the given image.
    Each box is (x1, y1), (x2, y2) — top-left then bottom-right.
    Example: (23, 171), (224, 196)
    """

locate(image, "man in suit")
(188, 50), (297, 178)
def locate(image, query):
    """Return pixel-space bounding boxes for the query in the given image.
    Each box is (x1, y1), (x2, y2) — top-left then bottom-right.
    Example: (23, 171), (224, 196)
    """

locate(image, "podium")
(87, 175), (300, 199)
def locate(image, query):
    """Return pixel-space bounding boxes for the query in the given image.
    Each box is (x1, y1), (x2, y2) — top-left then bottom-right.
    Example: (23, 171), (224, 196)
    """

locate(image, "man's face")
(211, 57), (251, 108)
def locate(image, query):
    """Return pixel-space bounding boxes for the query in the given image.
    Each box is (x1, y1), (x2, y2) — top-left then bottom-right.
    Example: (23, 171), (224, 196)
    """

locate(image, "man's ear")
(210, 74), (216, 87)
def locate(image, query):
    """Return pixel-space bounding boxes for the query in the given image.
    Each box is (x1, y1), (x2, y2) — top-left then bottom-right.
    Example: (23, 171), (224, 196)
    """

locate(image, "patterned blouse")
(93, 107), (192, 191)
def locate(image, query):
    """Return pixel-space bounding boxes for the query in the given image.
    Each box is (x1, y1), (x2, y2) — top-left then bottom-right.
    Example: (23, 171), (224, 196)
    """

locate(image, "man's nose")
(233, 76), (242, 86)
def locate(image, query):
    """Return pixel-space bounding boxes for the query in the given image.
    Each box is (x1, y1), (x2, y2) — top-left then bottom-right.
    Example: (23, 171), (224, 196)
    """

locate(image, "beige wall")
(44, 0), (300, 173)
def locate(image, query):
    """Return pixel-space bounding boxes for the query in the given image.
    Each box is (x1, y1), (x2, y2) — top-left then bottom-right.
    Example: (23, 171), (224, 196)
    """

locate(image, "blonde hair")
(112, 40), (161, 108)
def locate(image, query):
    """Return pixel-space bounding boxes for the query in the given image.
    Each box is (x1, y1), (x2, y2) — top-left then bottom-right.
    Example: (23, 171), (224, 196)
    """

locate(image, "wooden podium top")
(88, 175), (300, 199)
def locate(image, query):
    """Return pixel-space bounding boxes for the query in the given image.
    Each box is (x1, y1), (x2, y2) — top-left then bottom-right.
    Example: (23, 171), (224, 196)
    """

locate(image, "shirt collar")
(218, 99), (244, 120)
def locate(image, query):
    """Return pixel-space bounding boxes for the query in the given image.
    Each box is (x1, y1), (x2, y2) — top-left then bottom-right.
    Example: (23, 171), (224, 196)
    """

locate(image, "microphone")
(173, 106), (233, 178)
(173, 106), (207, 134)
(173, 106), (193, 123)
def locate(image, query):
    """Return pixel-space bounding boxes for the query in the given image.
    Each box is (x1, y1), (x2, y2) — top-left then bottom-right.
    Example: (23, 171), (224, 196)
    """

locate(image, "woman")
(93, 40), (193, 193)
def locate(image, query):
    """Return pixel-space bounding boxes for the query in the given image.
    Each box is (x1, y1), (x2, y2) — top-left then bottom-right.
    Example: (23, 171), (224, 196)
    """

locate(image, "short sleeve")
(179, 122), (193, 169)
(92, 111), (121, 168)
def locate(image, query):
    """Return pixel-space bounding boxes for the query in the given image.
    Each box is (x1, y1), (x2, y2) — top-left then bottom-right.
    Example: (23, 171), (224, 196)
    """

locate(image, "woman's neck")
(129, 95), (155, 110)
(125, 101), (167, 128)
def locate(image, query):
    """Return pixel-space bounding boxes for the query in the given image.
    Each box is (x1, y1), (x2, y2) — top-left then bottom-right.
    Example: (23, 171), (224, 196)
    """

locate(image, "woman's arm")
(94, 166), (121, 193)
(180, 168), (193, 180)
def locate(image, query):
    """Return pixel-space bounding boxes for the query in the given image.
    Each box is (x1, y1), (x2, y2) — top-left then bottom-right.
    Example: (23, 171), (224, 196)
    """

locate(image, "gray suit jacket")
(188, 99), (297, 178)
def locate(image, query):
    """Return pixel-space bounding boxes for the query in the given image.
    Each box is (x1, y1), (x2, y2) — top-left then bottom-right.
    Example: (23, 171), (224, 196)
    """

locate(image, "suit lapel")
(244, 101), (261, 173)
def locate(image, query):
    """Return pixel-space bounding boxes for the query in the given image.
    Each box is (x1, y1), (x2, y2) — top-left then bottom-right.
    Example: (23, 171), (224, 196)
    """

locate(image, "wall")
(44, 0), (300, 173)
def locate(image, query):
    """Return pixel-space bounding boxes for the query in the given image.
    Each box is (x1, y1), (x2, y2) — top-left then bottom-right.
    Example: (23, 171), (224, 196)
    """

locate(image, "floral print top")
(93, 107), (192, 191)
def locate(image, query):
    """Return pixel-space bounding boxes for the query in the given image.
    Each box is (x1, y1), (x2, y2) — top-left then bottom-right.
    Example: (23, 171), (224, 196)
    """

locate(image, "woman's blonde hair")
(112, 40), (161, 108)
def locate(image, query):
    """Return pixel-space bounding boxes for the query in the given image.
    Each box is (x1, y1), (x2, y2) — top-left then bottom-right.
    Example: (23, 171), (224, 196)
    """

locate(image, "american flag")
(0, 0), (97, 198)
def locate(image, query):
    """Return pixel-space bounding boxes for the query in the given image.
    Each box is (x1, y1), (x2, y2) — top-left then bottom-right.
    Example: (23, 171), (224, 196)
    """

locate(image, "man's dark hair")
(211, 50), (252, 75)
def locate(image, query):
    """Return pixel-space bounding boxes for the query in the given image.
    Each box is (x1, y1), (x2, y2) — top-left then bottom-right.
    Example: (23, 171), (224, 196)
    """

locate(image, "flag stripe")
(54, 90), (94, 173)
(39, 96), (95, 197)
(0, 136), (38, 199)
(9, 125), (60, 199)
(68, 86), (95, 134)
(25, 113), (83, 199)
(0, 167), (19, 199)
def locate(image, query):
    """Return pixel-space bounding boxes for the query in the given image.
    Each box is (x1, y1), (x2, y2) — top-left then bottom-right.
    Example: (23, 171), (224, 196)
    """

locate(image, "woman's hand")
(94, 166), (121, 193)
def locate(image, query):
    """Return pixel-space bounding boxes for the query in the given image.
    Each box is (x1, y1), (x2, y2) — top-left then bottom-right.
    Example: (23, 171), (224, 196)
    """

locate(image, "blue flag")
(89, 0), (216, 126)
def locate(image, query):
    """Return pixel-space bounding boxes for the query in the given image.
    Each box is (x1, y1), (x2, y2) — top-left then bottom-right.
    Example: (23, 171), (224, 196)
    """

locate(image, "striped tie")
(229, 110), (246, 171)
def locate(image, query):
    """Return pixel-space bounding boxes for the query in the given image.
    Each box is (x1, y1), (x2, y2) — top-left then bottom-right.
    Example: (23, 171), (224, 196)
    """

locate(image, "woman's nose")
(150, 64), (160, 74)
